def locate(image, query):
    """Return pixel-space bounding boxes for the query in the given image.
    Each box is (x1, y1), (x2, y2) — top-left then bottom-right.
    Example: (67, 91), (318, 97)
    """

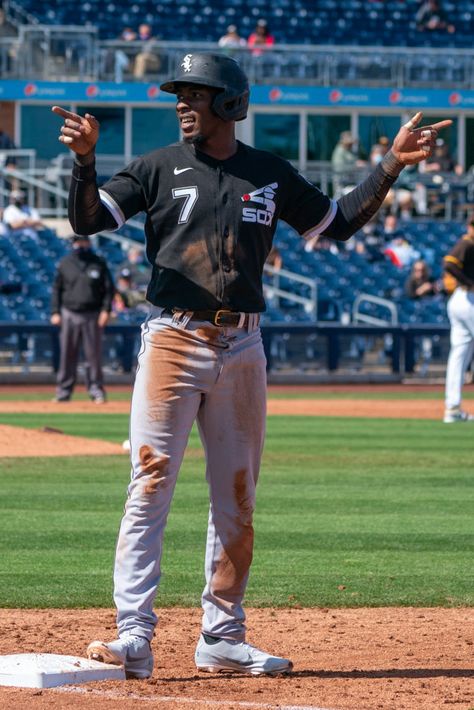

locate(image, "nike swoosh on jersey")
(174, 167), (193, 175)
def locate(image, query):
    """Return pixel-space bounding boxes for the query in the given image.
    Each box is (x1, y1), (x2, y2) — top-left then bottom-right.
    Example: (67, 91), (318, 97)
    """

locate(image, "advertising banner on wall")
(1, 80), (474, 110)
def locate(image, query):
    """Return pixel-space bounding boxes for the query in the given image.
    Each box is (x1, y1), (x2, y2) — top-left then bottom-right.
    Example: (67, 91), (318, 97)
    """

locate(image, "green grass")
(0, 415), (473, 608)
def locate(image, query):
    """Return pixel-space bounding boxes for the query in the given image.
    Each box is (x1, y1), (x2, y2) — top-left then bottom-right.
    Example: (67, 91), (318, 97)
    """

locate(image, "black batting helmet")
(160, 52), (249, 122)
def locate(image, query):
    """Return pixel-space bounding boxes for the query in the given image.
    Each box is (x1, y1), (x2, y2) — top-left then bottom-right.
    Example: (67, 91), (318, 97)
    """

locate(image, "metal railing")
(352, 293), (399, 326)
(2, 0), (39, 29)
(263, 263), (318, 319)
(0, 150), (37, 209)
(17, 25), (99, 81)
(1, 27), (474, 88)
(0, 321), (451, 380)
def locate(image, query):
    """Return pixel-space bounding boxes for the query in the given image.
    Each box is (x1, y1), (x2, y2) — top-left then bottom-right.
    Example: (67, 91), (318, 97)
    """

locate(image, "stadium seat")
(15, 0), (474, 45)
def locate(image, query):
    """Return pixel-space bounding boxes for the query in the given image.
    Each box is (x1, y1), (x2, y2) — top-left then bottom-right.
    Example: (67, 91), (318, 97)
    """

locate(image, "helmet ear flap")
(212, 89), (250, 122)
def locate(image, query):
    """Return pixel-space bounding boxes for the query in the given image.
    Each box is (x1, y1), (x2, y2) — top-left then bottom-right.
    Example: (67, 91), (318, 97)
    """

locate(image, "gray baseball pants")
(445, 288), (474, 409)
(114, 306), (267, 642)
(56, 307), (105, 400)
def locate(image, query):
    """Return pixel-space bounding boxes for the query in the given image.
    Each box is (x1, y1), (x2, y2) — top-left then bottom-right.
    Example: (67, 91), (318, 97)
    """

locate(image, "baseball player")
(51, 234), (114, 403)
(52, 53), (450, 678)
(443, 217), (474, 422)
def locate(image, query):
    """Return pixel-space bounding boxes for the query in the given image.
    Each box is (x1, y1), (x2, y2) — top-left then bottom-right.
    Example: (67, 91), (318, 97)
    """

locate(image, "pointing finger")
(52, 106), (83, 122)
(430, 119), (453, 131)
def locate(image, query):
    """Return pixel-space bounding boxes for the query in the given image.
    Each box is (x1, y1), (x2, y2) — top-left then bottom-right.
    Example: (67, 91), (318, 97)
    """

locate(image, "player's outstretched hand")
(51, 106), (99, 156)
(391, 112), (452, 165)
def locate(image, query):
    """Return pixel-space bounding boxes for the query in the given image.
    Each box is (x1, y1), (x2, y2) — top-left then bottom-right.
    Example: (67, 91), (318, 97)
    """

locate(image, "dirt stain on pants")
(212, 469), (255, 600)
(138, 444), (170, 495)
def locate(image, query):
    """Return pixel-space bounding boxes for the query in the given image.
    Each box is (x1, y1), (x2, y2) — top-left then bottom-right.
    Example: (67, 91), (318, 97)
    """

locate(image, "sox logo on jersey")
(241, 183), (278, 226)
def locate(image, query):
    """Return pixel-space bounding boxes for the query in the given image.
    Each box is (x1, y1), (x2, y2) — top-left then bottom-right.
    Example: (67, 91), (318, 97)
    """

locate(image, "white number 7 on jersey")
(172, 186), (199, 224)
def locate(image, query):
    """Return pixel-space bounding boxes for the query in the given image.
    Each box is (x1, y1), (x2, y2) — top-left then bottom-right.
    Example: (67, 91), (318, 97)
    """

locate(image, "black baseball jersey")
(51, 250), (115, 314)
(444, 235), (474, 289)
(99, 141), (336, 312)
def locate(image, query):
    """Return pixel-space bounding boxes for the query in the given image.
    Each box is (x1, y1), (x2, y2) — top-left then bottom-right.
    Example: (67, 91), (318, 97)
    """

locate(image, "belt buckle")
(213, 309), (233, 326)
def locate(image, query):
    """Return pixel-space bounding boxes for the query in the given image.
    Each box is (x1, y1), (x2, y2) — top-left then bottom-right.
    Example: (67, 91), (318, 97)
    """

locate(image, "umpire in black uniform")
(51, 234), (114, 402)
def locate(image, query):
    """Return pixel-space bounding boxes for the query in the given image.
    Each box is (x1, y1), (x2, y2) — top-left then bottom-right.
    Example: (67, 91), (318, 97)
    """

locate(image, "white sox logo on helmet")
(241, 183), (278, 226)
(181, 54), (193, 72)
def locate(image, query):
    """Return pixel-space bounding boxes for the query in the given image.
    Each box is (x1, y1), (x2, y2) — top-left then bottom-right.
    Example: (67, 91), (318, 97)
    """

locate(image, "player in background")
(442, 217), (474, 422)
(52, 53), (450, 679)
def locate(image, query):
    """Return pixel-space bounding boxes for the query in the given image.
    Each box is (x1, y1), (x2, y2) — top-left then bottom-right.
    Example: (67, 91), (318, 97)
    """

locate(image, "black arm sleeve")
(69, 159), (119, 235)
(323, 151), (404, 241)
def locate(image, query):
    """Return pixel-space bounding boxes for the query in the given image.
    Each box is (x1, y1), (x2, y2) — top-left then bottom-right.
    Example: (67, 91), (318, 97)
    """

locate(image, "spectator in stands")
(391, 184), (415, 220)
(108, 26), (137, 83)
(369, 143), (385, 168)
(384, 236), (420, 268)
(0, 127), (18, 194)
(117, 245), (150, 289)
(422, 138), (462, 176)
(383, 214), (403, 239)
(133, 23), (161, 80)
(379, 135), (390, 154)
(404, 259), (440, 298)
(331, 131), (367, 197)
(332, 131), (366, 171)
(247, 19), (275, 57)
(218, 25), (246, 52)
(350, 215), (386, 262)
(0, 127), (16, 166)
(2, 189), (44, 240)
(51, 234), (114, 403)
(120, 27), (137, 42)
(383, 215), (421, 268)
(304, 233), (339, 255)
(369, 136), (391, 165)
(113, 267), (148, 315)
(416, 0), (455, 34)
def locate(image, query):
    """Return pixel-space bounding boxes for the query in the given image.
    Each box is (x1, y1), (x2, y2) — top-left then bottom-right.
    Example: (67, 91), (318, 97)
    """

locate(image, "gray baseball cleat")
(87, 635), (153, 679)
(195, 634), (293, 675)
(443, 408), (474, 423)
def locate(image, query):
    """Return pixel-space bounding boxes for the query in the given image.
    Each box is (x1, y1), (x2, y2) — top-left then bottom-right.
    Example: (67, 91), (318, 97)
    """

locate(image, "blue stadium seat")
(15, 0), (474, 45)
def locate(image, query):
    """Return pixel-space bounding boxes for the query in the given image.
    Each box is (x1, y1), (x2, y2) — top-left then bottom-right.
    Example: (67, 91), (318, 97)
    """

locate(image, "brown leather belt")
(170, 308), (260, 328)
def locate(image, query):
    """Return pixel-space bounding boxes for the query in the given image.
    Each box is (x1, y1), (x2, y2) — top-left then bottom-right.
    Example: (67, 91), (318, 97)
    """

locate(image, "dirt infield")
(0, 398), (444, 418)
(1, 386), (473, 709)
(0, 607), (473, 710)
(0, 392), (451, 458)
(0, 424), (125, 457)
